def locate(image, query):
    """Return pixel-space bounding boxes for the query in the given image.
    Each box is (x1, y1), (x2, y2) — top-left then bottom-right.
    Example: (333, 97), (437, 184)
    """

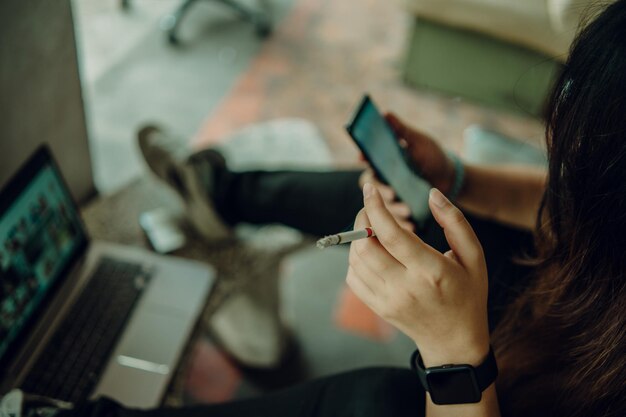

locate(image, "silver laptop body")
(0, 146), (215, 408)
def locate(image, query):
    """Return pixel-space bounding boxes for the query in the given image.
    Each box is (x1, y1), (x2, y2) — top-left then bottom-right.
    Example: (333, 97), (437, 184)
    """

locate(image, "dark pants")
(64, 167), (534, 417)
(68, 368), (424, 417)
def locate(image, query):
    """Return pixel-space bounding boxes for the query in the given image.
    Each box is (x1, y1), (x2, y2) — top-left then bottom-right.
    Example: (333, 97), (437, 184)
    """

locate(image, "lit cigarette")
(316, 227), (376, 249)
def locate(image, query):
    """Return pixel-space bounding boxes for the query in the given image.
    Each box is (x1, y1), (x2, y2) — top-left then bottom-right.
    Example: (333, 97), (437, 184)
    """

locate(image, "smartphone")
(346, 95), (431, 224)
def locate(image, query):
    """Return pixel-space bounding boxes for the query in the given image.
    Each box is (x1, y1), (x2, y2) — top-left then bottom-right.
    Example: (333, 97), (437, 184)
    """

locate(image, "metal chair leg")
(161, 0), (273, 44)
(160, 0), (200, 44)
(213, 0), (272, 37)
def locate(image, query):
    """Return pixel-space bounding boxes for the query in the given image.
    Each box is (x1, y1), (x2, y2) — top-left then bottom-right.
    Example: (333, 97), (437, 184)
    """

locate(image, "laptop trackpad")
(92, 305), (193, 408)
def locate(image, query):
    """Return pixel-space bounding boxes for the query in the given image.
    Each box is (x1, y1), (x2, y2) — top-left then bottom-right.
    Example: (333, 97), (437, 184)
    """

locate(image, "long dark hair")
(493, 1), (626, 416)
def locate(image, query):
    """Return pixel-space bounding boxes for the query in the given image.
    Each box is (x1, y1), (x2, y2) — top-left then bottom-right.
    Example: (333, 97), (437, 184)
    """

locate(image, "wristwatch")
(410, 347), (498, 405)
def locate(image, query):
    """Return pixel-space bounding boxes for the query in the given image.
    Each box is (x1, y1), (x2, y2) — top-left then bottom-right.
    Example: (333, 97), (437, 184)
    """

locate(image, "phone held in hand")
(345, 94), (431, 224)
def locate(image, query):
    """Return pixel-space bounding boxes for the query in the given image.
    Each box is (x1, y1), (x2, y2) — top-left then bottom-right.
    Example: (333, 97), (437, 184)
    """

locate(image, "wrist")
(411, 344), (498, 406)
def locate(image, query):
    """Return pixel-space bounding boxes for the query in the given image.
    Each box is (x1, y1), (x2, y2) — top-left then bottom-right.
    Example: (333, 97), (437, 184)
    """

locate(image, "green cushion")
(404, 18), (562, 117)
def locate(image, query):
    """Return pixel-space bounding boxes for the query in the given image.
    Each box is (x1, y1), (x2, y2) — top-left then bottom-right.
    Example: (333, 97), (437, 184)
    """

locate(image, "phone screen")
(346, 95), (431, 223)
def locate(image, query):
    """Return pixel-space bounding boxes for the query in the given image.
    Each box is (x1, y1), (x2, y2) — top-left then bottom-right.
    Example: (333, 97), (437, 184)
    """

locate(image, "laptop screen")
(0, 146), (87, 364)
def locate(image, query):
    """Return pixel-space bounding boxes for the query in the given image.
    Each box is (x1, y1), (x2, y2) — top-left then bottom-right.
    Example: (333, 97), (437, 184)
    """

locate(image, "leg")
(63, 368), (424, 417)
(138, 130), (363, 239)
(212, 167), (364, 236)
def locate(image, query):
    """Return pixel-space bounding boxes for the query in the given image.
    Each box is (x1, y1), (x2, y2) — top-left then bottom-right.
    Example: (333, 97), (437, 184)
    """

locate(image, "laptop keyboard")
(20, 256), (152, 404)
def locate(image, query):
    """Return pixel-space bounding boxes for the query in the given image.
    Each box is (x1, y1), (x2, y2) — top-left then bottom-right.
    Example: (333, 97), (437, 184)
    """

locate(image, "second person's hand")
(358, 168), (414, 232)
(385, 113), (457, 196)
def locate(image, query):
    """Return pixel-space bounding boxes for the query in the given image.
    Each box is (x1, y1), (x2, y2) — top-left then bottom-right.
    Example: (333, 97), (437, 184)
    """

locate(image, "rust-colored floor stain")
(334, 285), (397, 342)
(185, 340), (243, 403)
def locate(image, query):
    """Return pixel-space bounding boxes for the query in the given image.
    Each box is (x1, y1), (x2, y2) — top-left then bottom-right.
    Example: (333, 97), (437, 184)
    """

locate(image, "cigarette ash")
(316, 235), (340, 249)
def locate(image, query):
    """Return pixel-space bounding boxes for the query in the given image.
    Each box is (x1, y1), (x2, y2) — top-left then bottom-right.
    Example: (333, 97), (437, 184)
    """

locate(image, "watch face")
(426, 365), (481, 405)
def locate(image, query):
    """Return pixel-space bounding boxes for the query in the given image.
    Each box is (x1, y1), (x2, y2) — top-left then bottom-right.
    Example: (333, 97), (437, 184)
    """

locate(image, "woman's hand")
(346, 184), (490, 367)
(385, 113), (456, 195)
(358, 168), (414, 232)
(356, 113), (457, 231)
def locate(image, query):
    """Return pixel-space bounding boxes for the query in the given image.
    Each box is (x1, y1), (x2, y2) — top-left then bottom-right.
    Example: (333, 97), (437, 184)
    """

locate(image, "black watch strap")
(475, 347), (498, 391)
(410, 346), (498, 393)
(411, 350), (429, 390)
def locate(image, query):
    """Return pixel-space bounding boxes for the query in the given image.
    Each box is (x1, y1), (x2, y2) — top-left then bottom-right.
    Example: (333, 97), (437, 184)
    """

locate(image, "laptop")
(0, 145), (215, 408)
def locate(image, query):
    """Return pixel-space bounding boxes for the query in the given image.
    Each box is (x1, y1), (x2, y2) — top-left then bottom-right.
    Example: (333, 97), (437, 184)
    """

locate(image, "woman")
(43, 1), (626, 415)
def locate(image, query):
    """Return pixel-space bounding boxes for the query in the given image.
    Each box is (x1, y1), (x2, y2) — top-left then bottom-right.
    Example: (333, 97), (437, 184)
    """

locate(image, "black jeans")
(214, 168), (535, 330)
(65, 368), (425, 417)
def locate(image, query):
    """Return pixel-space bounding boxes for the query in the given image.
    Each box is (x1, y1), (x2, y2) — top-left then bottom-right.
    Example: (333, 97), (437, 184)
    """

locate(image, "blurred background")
(0, 0), (587, 408)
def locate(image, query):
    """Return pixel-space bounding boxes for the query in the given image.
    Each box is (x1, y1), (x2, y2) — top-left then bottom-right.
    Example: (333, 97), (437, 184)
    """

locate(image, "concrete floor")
(72, 0), (295, 193)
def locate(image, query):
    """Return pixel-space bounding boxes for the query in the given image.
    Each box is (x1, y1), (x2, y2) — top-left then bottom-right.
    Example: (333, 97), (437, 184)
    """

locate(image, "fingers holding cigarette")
(316, 227), (376, 249)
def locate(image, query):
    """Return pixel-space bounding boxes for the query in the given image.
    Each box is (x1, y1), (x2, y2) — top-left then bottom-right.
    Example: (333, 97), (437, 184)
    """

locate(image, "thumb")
(428, 188), (484, 271)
